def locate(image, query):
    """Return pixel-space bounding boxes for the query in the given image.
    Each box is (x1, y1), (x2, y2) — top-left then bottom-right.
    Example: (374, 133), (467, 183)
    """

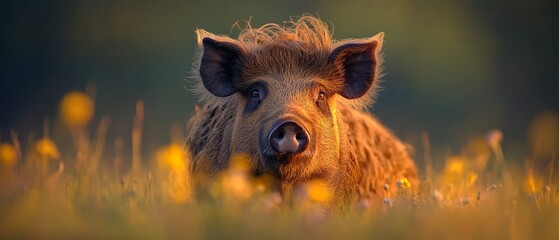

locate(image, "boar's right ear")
(200, 37), (244, 97)
(328, 35), (382, 99)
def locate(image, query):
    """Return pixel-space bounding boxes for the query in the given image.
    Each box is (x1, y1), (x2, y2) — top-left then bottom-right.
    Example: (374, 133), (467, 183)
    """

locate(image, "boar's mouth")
(263, 152), (293, 164)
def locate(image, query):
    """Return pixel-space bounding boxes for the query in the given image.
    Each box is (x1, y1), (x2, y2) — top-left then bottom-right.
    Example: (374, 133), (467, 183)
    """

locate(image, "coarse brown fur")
(186, 15), (417, 210)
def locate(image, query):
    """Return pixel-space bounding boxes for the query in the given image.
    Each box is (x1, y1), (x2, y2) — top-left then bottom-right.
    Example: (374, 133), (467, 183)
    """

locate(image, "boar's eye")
(315, 90), (331, 116)
(316, 91), (325, 102)
(244, 82), (267, 114)
(251, 89), (261, 99)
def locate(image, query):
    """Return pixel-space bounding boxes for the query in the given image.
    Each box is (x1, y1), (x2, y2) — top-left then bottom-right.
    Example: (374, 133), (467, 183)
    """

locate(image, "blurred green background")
(1, 0), (558, 165)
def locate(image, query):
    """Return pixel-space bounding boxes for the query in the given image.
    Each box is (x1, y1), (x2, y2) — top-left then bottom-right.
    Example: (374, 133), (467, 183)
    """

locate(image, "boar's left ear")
(200, 37), (245, 97)
(328, 34), (383, 99)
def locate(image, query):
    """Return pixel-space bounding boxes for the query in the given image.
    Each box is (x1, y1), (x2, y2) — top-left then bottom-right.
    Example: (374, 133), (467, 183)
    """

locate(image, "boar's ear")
(328, 35), (382, 99)
(200, 37), (244, 97)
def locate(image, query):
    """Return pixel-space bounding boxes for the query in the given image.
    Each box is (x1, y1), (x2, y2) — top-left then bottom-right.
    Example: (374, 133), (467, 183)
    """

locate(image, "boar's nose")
(269, 121), (309, 154)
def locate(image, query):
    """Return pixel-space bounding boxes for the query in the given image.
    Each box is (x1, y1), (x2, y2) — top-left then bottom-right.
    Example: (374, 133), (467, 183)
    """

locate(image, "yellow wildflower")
(397, 177), (411, 189)
(157, 144), (186, 171)
(523, 173), (543, 194)
(157, 144), (192, 204)
(0, 143), (18, 166)
(217, 154), (253, 201)
(221, 171), (252, 201)
(444, 156), (465, 175)
(466, 172), (478, 188)
(35, 138), (60, 159)
(59, 91), (94, 127)
(305, 180), (332, 203)
(442, 156), (467, 184)
(252, 174), (275, 193)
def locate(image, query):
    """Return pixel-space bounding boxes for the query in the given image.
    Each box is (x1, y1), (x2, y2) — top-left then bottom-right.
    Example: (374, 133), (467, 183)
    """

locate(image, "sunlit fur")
(187, 15), (417, 210)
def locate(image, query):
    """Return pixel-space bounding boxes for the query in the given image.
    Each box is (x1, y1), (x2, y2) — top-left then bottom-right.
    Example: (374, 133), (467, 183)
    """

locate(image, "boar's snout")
(268, 121), (310, 154)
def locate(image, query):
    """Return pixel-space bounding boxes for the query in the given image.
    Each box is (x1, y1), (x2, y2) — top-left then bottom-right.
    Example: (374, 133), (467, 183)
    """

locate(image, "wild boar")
(186, 16), (417, 209)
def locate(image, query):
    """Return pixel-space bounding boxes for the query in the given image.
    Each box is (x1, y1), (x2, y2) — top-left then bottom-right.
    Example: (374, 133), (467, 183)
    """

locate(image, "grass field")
(1, 90), (558, 239)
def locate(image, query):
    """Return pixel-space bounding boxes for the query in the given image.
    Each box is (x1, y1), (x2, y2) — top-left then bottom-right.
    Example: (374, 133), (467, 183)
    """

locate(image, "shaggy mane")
(188, 15), (384, 110)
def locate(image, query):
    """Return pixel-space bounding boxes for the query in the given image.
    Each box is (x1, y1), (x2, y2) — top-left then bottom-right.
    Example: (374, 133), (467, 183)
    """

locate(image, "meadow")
(1, 90), (558, 239)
